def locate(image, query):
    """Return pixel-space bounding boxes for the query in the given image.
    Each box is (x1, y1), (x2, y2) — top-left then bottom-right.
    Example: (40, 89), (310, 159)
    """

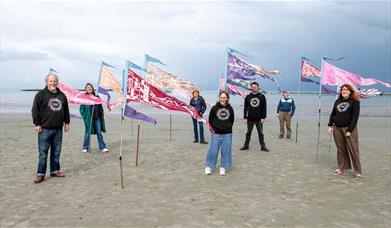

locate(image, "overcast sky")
(1, 0), (390, 92)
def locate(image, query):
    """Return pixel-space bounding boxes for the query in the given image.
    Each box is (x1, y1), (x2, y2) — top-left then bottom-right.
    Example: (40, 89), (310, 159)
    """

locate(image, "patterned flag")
(126, 68), (214, 132)
(226, 84), (249, 98)
(146, 63), (199, 92)
(227, 47), (249, 58)
(301, 60), (321, 78)
(58, 83), (108, 105)
(321, 61), (391, 87)
(145, 54), (166, 65)
(123, 104), (156, 124)
(358, 88), (383, 99)
(227, 53), (281, 91)
(249, 64), (280, 76)
(98, 64), (124, 109)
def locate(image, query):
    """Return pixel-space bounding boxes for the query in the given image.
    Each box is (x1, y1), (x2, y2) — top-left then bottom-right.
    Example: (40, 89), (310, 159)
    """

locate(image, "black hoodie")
(328, 97), (360, 132)
(209, 102), (234, 134)
(243, 92), (267, 121)
(32, 87), (70, 129)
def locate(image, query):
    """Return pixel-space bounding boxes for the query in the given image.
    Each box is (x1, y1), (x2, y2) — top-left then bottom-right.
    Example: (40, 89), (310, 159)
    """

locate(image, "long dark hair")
(339, 84), (360, 101)
(85, 83), (96, 96)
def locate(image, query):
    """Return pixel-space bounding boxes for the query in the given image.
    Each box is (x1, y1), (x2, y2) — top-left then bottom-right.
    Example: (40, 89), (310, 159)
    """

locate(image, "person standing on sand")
(328, 84), (362, 180)
(276, 91), (296, 139)
(204, 91), (234, 176)
(80, 83), (109, 153)
(31, 73), (70, 183)
(189, 89), (208, 144)
(240, 82), (269, 152)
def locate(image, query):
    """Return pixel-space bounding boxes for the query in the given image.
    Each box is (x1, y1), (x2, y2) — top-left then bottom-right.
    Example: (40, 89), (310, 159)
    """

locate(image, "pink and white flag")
(58, 83), (108, 105)
(126, 68), (214, 132)
(301, 60), (321, 77)
(321, 61), (391, 87)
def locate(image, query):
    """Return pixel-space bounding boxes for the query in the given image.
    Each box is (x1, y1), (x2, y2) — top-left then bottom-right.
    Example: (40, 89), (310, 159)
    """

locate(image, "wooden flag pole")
(119, 115), (125, 189)
(135, 124), (140, 166)
(169, 113), (172, 141)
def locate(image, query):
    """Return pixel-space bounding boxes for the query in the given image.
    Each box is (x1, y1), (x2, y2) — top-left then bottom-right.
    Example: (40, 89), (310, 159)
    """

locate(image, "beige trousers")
(278, 112), (292, 138)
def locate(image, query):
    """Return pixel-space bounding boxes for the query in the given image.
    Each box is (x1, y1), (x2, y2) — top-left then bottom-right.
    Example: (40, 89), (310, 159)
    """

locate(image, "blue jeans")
(205, 133), (232, 170)
(83, 118), (106, 150)
(192, 117), (205, 142)
(37, 128), (63, 176)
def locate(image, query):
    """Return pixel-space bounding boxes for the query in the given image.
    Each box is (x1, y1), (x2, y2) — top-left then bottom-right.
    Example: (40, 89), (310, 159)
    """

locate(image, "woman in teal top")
(79, 83), (108, 153)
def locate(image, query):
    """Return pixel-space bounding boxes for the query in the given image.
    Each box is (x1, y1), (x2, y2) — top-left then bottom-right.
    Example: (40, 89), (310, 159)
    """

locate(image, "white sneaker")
(82, 149), (88, 153)
(205, 167), (211, 175)
(220, 167), (226, 176)
(101, 148), (109, 153)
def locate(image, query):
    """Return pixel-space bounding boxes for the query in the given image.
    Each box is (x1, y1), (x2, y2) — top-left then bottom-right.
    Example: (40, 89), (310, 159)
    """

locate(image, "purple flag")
(123, 105), (156, 125)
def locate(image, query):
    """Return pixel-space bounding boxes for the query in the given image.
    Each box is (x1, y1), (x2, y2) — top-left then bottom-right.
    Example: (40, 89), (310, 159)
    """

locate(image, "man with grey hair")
(32, 73), (70, 183)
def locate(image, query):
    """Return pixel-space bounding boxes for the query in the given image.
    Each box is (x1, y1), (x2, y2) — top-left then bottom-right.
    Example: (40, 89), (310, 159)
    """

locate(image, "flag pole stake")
(135, 124), (140, 166)
(119, 116), (125, 189)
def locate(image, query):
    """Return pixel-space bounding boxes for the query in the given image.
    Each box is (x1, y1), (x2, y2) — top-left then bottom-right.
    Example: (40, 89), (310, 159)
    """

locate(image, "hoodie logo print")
(250, 97), (260, 107)
(337, 102), (349, 112)
(48, 98), (62, 111)
(216, 108), (230, 121)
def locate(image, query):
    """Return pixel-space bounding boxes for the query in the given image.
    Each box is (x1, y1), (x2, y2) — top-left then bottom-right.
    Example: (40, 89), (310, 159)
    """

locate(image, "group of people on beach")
(31, 74), (363, 183)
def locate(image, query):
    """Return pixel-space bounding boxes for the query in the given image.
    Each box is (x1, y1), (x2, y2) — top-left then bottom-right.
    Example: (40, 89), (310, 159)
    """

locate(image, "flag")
(146, 63), (199, 92)
(219, 74), (226, 92)
(359, 88), (383, 99)
(321, 85), (339, 95)
(226, 84), (249, 98)
(145, 54), (166, 65)
(227, 52), (258, 81)
(301, 60), (321, 78)
(58, 83), (108, 105)
(98, 64), (124, 109)
(227, 47), (249, 58)
(123, 104), (156, 125)
(171, 88), (192, 99)
(126, 68), (214, 132)
(321, 61), (391, 87)
(127, 60), (146, 72)
(227, 52), (281, 91)
(249, 64), (280, 76)
(226, 78), (252, 91)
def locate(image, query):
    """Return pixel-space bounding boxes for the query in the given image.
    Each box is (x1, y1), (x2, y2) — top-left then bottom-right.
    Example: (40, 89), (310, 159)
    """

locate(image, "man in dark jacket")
(240, 82), (269, 152)
(276, 91), (296, 139)
(31, 74), (70, 183)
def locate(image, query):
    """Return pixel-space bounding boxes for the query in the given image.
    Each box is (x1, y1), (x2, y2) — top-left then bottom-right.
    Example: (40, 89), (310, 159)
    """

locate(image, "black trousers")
(243, 121), (266, 148)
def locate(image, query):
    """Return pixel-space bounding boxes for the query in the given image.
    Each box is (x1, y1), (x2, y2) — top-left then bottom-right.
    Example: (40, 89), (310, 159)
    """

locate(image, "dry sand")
(0, 111), (390, 227)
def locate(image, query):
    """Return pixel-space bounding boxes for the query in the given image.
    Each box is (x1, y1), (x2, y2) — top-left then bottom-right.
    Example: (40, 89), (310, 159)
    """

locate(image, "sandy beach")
(0, 110), (390, 227)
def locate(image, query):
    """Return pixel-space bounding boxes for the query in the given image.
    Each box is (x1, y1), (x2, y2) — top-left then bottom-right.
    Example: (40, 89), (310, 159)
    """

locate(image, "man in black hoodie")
(31, 74), (70, 183)
(240, 82), (269, 152)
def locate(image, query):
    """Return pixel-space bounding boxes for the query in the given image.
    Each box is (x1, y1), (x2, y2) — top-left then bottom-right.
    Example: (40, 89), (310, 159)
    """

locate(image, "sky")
(1, 0), (390, 92)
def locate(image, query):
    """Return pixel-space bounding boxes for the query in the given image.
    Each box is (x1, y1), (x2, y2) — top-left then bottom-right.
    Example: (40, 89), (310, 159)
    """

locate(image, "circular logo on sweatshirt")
(337, 102), (349, 112)
(250, 97), (260, 107)
(48, 98), (63, 111)
(216, 108), (230, 121)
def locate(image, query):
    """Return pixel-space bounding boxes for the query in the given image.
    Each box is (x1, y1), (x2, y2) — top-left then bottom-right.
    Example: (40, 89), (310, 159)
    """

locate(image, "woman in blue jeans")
(80, 83), (109, 153)
(205, 91), (234, 176)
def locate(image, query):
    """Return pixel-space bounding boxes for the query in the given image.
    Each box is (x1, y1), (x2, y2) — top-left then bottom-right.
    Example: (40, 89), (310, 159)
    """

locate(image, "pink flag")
(301, 60), (321, 77)
(58, 83), (108, 105)
(227, 84), (249, 98)
(219, 74), (226, 92)
(322, 61), (391, 87)
(126, 68), (214, 132)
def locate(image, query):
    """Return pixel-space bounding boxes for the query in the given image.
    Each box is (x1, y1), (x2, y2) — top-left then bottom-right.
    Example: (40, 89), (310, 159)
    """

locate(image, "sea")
(1, 89), (390, 118)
